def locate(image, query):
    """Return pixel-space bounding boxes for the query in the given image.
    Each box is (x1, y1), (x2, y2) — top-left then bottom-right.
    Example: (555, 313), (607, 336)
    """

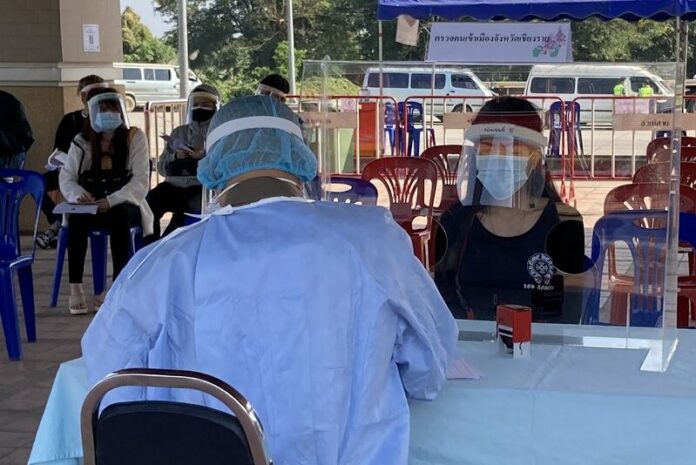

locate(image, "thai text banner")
(427, 23), (573, 63)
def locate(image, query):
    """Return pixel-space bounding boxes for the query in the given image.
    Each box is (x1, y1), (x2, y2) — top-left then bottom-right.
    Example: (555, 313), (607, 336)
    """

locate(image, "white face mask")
(476, 155), (530, 201)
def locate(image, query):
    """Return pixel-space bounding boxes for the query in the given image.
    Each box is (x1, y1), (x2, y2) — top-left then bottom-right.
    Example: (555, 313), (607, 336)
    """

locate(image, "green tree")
(122, 6), (176, 64)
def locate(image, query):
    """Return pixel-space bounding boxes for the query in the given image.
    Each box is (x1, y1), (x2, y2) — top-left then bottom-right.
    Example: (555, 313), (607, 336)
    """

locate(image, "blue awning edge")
(377, 0), (696, 22)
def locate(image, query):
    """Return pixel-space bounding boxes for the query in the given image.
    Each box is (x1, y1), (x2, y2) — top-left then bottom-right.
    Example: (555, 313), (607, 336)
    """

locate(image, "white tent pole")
(177, 0), (189, 98)
(287, 0), (296, 94)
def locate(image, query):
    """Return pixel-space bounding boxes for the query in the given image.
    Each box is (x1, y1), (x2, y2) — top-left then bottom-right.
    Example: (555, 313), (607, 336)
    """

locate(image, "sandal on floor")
(68, 293), (89, 315)
(92, 293), (106, 312)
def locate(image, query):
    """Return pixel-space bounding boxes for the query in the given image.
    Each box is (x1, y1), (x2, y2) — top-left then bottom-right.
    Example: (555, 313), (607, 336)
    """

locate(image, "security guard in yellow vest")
(639, 81), (654, 97)
(613, 78), (627, 96)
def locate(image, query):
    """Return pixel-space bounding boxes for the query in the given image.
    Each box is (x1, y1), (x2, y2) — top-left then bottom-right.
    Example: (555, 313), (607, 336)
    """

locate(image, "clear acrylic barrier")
(301, 60), (683, 372)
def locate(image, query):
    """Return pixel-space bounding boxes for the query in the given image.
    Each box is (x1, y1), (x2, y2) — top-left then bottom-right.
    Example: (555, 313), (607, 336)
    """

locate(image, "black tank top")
(454, 201), (564, 321)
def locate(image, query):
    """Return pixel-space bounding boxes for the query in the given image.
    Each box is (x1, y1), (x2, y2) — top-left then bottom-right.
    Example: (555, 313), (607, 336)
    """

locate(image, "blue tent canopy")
(377, 0), (696, 21)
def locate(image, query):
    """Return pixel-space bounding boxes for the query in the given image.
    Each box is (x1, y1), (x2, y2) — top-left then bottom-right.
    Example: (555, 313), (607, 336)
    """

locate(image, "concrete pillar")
(0, 0), (123, 230)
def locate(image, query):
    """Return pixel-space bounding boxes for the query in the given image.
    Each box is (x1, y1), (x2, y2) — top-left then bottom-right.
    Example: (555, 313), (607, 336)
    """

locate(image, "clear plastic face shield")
(79, 82), (109, 109)
(457, 121), (547, 210)
(255, 84), (287, 103)
(186, 91), (221, 125)
(87, 93), (130, 134)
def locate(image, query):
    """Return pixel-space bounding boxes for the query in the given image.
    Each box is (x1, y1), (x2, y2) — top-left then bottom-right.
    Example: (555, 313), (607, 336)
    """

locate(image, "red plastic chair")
(602, 183), (696, 326)
(651, 146), (696, 164)
(633, 162), (696, 188)
(362, 157), (438, 268)
(646, 136), (696, 163)
(420, 145), (462, 213)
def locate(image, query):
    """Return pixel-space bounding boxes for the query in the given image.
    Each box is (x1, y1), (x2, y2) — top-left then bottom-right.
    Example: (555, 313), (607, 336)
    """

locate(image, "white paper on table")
(53, 202), (98, 215)
(161, 134), (194, 153)
(45, 149), (68, 171)
(447, 356), (482, 380)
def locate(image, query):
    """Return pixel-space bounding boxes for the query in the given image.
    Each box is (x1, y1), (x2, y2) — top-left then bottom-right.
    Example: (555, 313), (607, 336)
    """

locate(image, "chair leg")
(609, 290), (629, 325)
(90, 231), (109, 295)
(0, 267), (21, 360)
(17, 265), (36, 342)
(49, 226), (68, 307)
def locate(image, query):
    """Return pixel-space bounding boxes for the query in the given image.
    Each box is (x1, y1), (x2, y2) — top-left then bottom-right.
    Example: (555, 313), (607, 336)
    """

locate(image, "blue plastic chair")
(586, 210), (668, 327)
(547, 102), (583, 158)
(0, 169), (45, 360)
(397, 102), (436, 156)
(384, 103), (396, 155)
(326, 176), (378, 205)
(49, 223), (143, 307)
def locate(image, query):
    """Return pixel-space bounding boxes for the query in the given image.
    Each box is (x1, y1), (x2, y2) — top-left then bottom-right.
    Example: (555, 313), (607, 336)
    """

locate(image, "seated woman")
(145, 84), (220, 244)
(59, 87), (153, 314)
(435, 97), (586, 323)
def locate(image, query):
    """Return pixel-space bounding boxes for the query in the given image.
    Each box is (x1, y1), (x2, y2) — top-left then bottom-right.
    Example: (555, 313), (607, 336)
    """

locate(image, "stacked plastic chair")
(0, 169), (45, 360)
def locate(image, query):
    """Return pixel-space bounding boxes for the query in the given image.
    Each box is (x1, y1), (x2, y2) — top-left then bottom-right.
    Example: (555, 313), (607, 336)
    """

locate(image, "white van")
(361, 67), (494, 118)
(524, 64), (673, 125)
(113, 63), (203, 111)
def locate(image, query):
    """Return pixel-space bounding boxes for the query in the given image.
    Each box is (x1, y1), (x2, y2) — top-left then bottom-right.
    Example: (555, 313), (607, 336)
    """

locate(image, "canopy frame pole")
(379, 20), (385, 157)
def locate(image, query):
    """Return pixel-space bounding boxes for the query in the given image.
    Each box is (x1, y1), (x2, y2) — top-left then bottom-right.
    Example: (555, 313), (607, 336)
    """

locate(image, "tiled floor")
(0, 180), (645, 464)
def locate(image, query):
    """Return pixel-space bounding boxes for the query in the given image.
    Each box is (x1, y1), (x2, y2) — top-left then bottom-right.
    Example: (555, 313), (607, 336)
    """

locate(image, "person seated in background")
(0, 89), (33, 169)
(82, 95), (457, 465)
(59, 87), (153, 315)
(144, 84), (220, 244)
(256, 73), (290, 102)
(435, 97), (586, 323)
(36, 75), (108, 249)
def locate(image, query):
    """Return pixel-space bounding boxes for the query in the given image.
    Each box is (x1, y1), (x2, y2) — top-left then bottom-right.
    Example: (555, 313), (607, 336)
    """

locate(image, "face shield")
(186, 90), (221, 125)
(255, 84), (287, 103)
(79, 82), (109, 109)
(457, 121), (547, 210)
(87, 93), (130, 134)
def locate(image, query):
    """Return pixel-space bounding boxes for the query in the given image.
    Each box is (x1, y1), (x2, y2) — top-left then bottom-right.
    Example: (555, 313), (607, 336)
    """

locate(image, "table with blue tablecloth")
(29, 322), (696, 465)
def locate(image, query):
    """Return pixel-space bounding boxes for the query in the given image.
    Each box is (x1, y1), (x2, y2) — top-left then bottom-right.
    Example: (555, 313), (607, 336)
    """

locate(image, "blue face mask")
(93, 112), (123, 133)
(476, 155), (529, 201)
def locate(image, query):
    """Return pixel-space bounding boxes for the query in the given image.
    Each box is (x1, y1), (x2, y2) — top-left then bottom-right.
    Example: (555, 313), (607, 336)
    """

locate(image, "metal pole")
(286, 0), (296, 94)
(378, 20), (385, 156)
(177, 0), (189, 99)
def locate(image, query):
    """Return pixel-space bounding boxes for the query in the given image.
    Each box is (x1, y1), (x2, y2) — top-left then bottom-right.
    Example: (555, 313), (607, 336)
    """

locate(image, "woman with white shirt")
(59, 87), (153, 314)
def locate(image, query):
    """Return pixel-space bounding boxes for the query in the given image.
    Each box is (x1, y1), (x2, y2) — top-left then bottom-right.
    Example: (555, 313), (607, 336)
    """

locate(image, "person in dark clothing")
(36, 75), (106, 249)
(144, 84), (220, 244)
(256, 73), (290, 102)
(0, 90), (34, 169)
(434, 97), (586, 324)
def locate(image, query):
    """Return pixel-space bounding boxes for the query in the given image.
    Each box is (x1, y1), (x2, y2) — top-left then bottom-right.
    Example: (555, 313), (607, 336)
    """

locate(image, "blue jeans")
(0, 152), (26, 169)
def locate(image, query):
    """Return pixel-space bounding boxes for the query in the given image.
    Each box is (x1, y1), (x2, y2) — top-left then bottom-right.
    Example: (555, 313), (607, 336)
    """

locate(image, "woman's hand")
(96, 198), (111, 213)
(77, 192), (95, 203)
(190, 149), (205, 160)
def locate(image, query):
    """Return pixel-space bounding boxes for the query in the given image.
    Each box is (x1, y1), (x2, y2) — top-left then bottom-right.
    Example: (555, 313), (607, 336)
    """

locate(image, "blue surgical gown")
(82, 197), (458, 465)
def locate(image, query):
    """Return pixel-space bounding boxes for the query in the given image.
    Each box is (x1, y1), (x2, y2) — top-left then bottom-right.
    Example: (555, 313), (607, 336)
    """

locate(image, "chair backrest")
(419, 145), (462, 210)
(633, 162), (696, 188)
(326, 176), (378, 205)
(653, 146), (696, 163)
(384, 102), (396, 127)
(81, 369), (271, 465)
(0, 169), (45, 260)
(397, 101), (423, 128)
(361, 157), (438, 232)
(604, 182), (696, 215)
(647, 136), (696, 162)
(588, 210), (669, 327)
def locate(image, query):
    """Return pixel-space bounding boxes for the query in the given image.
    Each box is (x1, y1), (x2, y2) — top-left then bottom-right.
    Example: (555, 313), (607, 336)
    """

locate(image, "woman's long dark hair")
(82, 87), (129, 174)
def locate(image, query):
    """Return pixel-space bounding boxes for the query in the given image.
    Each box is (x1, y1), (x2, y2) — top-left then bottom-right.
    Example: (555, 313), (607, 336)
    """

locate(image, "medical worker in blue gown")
(81, 95), (458, 465)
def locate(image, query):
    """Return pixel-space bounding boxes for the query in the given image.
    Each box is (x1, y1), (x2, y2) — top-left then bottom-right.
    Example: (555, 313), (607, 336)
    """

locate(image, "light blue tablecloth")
(29, 323), (696, 465)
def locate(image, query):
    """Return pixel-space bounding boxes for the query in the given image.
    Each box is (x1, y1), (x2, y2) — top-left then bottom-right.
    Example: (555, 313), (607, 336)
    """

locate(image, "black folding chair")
(80, 369), (272, 465)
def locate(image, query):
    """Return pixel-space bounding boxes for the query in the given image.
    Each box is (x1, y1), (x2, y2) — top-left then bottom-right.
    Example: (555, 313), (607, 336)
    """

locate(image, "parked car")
(361, 66), (495, 119)
(113, 63), (202, 111)
(524, 64), (674, 125)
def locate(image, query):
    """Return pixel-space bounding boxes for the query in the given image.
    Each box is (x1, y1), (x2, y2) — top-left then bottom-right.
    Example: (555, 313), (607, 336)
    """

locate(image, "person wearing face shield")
(144, 84), (220, 244)
(81, 95), (458, 465)
(256, 73), (290, 102)
(434, 97), (586, 323)
(36, 75), (108, 249)
(59, 87), (153, 315)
